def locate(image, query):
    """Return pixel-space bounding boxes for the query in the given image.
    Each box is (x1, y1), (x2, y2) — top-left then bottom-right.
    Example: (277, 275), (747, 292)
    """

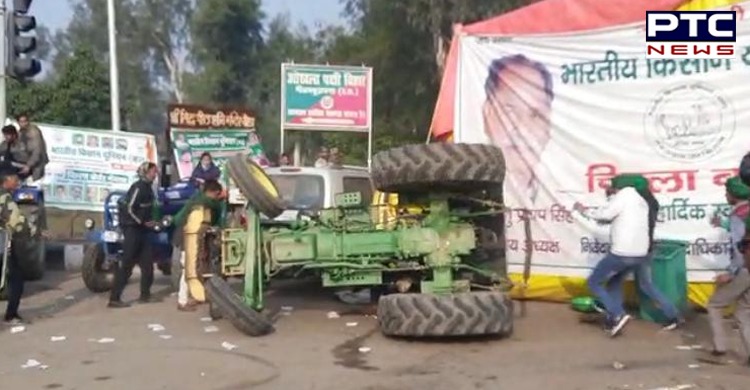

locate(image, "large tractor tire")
(371, 143), (505, 199)
(82, 244), (114, 293)
(226, 154), (285, 219)
(205, 277), (273, 337)
(377, 291), (514, 337)
(740, 151), (750, 187)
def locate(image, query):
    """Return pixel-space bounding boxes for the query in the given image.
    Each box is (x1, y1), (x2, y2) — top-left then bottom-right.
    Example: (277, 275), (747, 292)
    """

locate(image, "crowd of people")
(574, 174), (750, 365)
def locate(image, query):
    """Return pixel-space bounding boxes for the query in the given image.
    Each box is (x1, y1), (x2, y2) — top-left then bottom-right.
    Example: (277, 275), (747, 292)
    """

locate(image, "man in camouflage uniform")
(0, 172), (35, 323)
(16, 113), (49, 182)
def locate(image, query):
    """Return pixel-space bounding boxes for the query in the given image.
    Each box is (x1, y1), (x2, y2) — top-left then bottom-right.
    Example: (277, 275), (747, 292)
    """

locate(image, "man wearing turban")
(606, 174), (682, 330)
(574, 174), (651, 337)
(704, 176), (750, 365)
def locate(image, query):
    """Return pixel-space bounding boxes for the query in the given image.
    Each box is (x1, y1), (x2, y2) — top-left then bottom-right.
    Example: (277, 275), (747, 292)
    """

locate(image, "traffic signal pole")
(0, 2), (7, 125)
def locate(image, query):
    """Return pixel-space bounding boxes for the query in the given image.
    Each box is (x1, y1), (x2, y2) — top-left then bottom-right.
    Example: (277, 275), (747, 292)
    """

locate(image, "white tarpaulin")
(455, 4), (750, 282)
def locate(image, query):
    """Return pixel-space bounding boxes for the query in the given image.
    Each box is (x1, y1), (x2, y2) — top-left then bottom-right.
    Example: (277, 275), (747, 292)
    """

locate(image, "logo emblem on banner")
(644, 83), (735, 162)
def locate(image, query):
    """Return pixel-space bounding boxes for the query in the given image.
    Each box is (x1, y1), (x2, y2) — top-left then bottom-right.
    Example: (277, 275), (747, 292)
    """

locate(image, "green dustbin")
(636, 239), (688, 323)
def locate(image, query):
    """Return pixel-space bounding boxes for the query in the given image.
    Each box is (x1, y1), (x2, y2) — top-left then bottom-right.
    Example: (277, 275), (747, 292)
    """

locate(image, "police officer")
(0, 172), (35, 323)
(108, 162), (159, 308)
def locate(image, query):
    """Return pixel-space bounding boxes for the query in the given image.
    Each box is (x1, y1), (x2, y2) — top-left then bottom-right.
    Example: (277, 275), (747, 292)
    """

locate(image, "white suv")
(264, 165), (372, 221)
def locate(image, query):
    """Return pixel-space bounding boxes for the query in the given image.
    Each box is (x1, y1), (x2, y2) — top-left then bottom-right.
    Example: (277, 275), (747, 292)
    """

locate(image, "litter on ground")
(221, 341), (238, 351)
(358, 346), (372, 353)
(10, 326), (25, 334)
(346, 322), (358, 327)
(204, 325), (219, 333)
(200, 317), (212, 322)
(21, 359), (41, 369)
(327, 311), (340, 319)
(50, 336), (66, 342)
(159, 335), (173, 340)
(97, 338), (115, 344)
(147, 324), (165, 332)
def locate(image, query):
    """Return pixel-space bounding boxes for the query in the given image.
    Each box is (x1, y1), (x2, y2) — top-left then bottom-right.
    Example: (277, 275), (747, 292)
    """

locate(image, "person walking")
(574, 174), (651, 337)
(108, 162), (159, 308)
(614, 174), (683, 330)
(702, 176), (750, 365)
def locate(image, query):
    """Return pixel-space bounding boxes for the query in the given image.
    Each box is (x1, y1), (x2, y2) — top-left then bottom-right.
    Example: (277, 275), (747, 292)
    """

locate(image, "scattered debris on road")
(159, 335), (173, 340)
(612, 361), (626, 370)
(64, 295), (75, 300)
(358, 346), (371, 353)
(646, 385), (695, 390)
(346, 322), (358, 327)
(21, 359), (42, 369)
(327, 311), (340, 319)
(688, 364), (700, 369)
(147, 324), (165, 332)
(50, 336), (66, 342)
(204, 325), (219, 333)
(96, 338), (115, 344)
(200, 317), (212, 322)
(10, 326), (25, 334)
(221, 341), (238, 351)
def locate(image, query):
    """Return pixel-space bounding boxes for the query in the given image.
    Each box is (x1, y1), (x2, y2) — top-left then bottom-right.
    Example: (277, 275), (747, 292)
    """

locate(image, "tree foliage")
(15, 0), (532, 164)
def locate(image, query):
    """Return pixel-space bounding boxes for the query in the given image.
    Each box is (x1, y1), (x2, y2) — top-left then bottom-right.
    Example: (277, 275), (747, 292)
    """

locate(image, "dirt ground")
(1, 269), (748, 390)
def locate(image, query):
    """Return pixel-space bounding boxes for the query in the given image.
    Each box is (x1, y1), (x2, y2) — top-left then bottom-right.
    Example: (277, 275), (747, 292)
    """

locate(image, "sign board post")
(280, 63), (373, 168)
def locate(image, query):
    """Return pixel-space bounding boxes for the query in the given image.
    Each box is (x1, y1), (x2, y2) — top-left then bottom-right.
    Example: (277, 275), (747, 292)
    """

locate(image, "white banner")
(39, 124), (157, 211)
(455, 5), (750, 282)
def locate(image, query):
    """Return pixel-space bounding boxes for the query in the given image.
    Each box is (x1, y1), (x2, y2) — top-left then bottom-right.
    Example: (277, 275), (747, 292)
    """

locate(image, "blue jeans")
(587, 253), (646, 319)
(636, 259), (680, 321)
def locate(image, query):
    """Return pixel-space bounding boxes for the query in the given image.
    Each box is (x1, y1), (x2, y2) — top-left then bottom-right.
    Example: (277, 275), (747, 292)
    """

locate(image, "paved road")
(1, 270), (748, 390)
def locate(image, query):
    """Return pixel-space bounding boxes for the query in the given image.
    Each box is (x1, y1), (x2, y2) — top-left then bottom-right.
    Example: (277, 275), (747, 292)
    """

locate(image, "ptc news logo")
(646, 11), (737, 59)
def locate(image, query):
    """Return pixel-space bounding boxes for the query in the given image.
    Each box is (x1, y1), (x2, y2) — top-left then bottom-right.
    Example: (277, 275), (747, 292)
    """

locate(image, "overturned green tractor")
(203, 143), (512, 338)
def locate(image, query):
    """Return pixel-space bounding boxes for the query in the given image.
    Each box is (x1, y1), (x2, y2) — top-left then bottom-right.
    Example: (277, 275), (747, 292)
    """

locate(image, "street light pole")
(107, 0), (121, 132)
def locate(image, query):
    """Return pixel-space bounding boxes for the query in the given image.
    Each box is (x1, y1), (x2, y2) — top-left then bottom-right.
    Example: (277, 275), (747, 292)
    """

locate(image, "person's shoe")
(697, 350), (730, 365)
(107, 300), (130, 309)
(3, 315), (27, 325)
(609, 314), (632, 337)
(177, 303), (197, 312)
(138, 294), (153, 304)
(661, 318), (683, 331)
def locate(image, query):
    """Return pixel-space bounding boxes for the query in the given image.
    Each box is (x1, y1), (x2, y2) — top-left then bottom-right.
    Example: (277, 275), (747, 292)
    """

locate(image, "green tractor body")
(206, 143), (513, 338)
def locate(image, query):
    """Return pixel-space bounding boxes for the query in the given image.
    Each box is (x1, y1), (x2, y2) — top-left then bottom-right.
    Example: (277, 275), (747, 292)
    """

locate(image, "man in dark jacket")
(16, 114), (49, 182)
(108, 162), (159, 308)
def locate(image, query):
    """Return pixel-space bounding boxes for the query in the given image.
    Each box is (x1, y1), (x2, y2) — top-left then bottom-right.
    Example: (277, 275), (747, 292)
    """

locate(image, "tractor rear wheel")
(205, 277), (273, 337)
(371, 143), (505, 199)
(377, 291), (514, 337)
(82, 244), (114, 293)
(226, 154), (285, 219)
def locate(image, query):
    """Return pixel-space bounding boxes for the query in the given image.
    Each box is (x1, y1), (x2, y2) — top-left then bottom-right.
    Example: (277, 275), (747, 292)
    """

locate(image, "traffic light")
(8, 0), (41, 79)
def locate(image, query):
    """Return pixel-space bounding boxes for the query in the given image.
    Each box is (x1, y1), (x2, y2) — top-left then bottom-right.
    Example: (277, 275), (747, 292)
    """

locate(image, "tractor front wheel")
(205, 277), (273, 337)
(82, 244), (114, 293)
(377, 291), (514, 338)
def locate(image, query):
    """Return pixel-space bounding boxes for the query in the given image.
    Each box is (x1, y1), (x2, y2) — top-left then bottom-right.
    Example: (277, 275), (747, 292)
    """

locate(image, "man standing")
(703, 176), (750, 365)
(613, 174), (683, 330)
(0, 126), (29, 178)
(574, 174), (651, 336)
(16, 114), (49, 182)
(108, 162), (159, 308)
(0, 173), (35, 323)
(482, 54), (554, 203)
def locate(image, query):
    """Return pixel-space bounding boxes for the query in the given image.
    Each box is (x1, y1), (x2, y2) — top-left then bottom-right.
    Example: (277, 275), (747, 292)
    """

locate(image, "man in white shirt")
(574, 174), (651, 337)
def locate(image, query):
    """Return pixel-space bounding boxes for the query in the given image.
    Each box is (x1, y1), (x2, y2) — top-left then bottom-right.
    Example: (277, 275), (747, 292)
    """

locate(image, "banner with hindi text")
(455, 3), (750, 283)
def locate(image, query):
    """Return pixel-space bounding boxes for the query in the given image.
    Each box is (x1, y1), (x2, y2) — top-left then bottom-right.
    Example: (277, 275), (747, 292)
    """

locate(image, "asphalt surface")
(1, 270), (749, 390)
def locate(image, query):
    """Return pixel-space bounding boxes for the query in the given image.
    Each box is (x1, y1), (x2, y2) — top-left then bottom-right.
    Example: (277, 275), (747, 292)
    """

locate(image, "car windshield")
(269, 174), (325, 210)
